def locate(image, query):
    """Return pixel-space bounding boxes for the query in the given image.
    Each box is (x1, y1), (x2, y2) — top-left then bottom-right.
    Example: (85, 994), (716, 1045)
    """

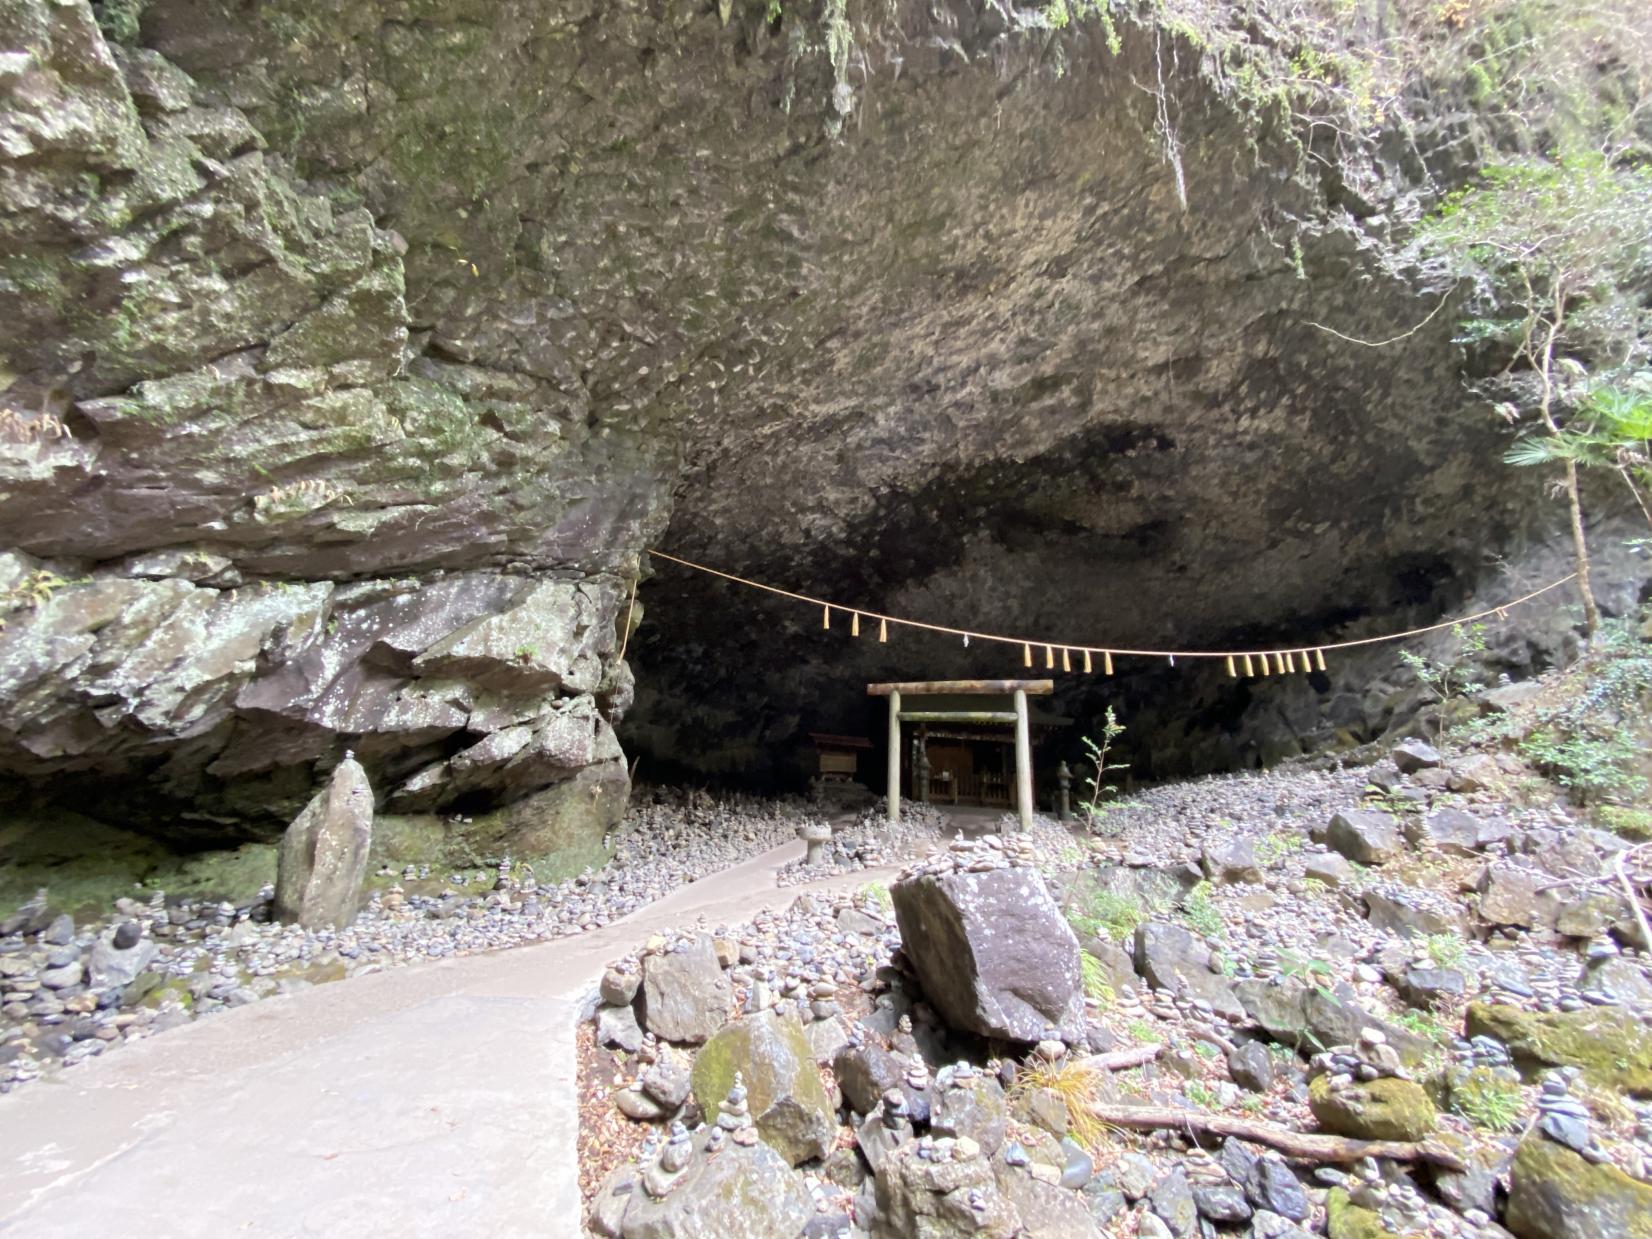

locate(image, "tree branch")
(1083, 1102), (1468, 1171)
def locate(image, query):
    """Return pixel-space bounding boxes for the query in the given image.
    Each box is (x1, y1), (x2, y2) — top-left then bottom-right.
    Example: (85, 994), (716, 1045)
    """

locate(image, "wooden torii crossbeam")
(866, 679), (1054, 830)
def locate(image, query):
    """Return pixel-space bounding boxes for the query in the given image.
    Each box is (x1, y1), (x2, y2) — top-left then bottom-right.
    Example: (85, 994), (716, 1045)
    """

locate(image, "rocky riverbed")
(579, 744), (1652, 1239)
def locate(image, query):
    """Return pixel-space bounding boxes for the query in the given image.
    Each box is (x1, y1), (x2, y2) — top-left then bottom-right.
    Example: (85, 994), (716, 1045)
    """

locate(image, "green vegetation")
(94, 0), (147, 44)
(1514, 616), (1652, 805)
(1450, 1067), (1525, 1131)
(1278, 950), (1336, 1000)
(1080, 950), (1116, 1003)
(1181, 880), (1224, 938)
(1077, 707), (1129, 835)
(1067, 887), (1147, 943)
(859, 881), (893, 913)
(1426, 933), (1467, 969)
(1392, 1008), (1456, 1045)
(1183, 1079), (1219, 1108)
(1597, 805), (1652, 842)
(1419, 155), (1652, 636)
(1126, 1018), (1158, 1044)
(1042, 0), (1123, 53)
(1255, 831), (1305, 864)
(1, 569), (68, 621)
(1399, 623), (1488, 742)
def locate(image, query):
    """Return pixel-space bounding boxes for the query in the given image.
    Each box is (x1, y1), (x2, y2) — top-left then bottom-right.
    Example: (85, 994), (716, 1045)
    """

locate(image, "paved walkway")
(0, 839), (899, 1238)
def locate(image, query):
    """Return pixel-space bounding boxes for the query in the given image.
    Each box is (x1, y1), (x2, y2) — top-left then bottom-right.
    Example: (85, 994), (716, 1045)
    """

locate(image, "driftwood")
(1082, 1102), (1467, 1172)
(1079, 1043), (1164, 1072)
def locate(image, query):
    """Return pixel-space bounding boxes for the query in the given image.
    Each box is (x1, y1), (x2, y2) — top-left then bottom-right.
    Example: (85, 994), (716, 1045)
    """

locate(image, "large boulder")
(1133, 921), (1244, 1021)
(1505, 1132), (1652, 1239)
(892, 865), (1083, 1042)
(995, 1165), (1102, 1239)
(273, 756), (374, 929)
(1405, 808), (1508, 857)
(834, 1041), (905, 1116)
(639, 935), (733, 1045)
(1362, 884), (1467, 939)
(1475, 863), (1558, 929)
(618, 1132), (813, 1239)
(1308, 1075), (1436, 1142)
(689, 1010), (835, 1166)
(1391, 739), (1442, 773)
(1235, 978), (1431, 1064)
(1202, 836), (1262, 884)
(930, 1066), (1009, 1156)
(1325, 811), (1402, 866)
(1465, 1003), (1652, 1095)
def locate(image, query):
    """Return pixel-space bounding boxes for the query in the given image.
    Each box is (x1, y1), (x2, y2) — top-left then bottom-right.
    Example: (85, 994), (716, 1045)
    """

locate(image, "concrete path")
(0, 840), (898, 1238)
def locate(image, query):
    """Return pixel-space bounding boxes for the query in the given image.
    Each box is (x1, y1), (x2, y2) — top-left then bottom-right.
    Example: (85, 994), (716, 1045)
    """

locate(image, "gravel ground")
(580, 755), (1652, 1239)
(0, 790), (825, 1095)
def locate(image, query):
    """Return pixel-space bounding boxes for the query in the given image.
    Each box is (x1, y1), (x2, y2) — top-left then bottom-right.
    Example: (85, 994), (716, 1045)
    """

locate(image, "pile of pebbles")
(0, 791), (822, 1095)
(774, 802), (952, 886)
(579, 748), (1652, 1239)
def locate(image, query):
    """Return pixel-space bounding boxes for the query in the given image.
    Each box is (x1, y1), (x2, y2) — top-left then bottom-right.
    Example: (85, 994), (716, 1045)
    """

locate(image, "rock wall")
(1, 0), (1643, 839)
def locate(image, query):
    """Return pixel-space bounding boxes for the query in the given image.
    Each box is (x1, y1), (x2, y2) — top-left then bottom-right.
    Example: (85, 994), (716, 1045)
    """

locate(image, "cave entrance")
(868, 679), (1067, 830)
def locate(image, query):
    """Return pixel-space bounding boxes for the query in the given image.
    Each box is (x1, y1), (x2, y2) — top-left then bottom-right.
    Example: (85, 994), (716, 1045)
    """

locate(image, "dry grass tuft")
(1011, 1057), (1114, 1155)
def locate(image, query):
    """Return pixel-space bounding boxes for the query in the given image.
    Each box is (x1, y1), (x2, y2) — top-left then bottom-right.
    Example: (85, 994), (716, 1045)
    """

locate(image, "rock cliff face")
(0, 0), (1640, 845)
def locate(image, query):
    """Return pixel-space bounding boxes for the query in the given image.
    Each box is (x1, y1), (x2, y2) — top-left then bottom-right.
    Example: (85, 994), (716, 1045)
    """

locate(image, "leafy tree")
(1419, 153), (1652, 637)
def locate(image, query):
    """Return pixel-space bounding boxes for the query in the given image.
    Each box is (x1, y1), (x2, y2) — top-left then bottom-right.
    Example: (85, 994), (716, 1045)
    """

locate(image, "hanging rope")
(616, 574), (639, 662)
(644, 548), (1578, 674)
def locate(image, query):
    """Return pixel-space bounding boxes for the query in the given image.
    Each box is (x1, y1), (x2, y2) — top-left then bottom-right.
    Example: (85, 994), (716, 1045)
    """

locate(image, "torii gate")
(866, 679), (1054, 831)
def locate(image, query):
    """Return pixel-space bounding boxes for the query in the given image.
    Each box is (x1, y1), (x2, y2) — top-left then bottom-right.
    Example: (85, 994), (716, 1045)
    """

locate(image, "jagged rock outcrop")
(3, 0), (1649, 844)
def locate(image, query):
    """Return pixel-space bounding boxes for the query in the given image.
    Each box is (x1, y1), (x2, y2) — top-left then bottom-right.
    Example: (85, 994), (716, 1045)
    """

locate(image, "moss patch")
(1309, 1074), (1437, 1142)
(1326, 1188), (1402, 1239)
(1466, 1002), (1652, 1096)
(689, 1010), (834, 1166)
(1507, 1133), (1652, 1239)
(0, 809), (276, 918)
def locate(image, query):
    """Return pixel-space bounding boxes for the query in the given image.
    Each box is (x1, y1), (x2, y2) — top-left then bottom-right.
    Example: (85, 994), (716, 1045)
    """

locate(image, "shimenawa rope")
(645, 548), (1579, 676)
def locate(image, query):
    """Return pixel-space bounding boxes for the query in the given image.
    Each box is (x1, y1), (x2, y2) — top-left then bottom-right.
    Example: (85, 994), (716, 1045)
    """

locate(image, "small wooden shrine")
(866, 679), (1055, 831)
(809, 732), (872, 784)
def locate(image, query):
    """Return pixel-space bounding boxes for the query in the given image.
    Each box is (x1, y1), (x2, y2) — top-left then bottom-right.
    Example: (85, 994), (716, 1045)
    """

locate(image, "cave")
(7, 1), (1652, 1232)
(0, 0), (1647, 864)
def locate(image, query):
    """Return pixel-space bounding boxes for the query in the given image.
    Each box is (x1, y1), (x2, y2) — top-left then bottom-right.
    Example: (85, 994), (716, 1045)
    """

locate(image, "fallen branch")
(1079, 1044), (1163, 1072)
(1082, 1103), (1467, 1172)
(1615, 847), (1652, 950)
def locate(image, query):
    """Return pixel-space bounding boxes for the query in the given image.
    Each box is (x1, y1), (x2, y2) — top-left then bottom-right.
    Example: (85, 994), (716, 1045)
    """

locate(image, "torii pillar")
(866, 679), (1054, 832)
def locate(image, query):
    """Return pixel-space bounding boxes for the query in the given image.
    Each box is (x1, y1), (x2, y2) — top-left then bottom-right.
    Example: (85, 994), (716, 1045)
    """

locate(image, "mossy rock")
(1309, 1074), (1436, 1142)
(689, 1009), (834, 1167)
(139, 978), (195, 1011)
(1506, 1132), (1652, 1238)
(1326, 1188), (1403, 1239)
(1465, 1002), (1652, 1096)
